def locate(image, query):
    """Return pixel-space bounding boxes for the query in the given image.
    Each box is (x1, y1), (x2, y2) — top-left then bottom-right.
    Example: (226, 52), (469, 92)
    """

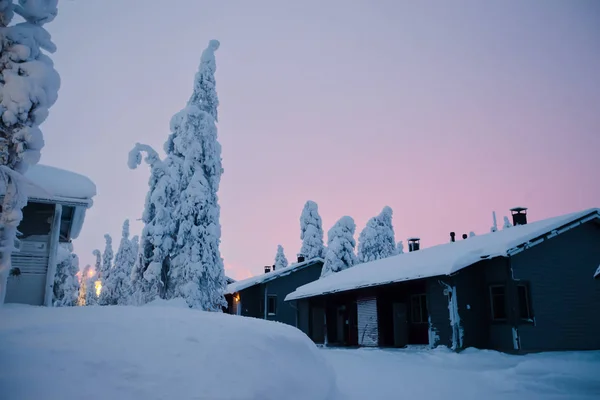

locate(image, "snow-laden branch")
(128, 143), (162, 170)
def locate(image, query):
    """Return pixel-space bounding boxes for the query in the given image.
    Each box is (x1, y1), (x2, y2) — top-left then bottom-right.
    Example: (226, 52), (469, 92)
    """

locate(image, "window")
(518, 284), (533, 320)
(267, 295), (277, 315)
(489, 285), (507, 320)
(410, 294), (428, 323)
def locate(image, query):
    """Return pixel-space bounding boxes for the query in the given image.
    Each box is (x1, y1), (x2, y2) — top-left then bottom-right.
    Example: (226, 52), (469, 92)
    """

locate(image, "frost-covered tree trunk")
(321, 216), (357, 277)
(274, 245), (288, 270)
(299, 200), (325, 260)
(128, 143), (178, 303)
(357, 206), (396, 263)
(167, 40), (227, 311)
(53, 242), (80, 307)
(0, 1), (60, 306)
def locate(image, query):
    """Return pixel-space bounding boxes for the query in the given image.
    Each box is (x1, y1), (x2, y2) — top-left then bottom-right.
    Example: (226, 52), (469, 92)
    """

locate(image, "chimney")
(450, 232), (456, 242)
(407, 237), (420, 252)
(264, 265), (271, 274)
(297, 254), (305, 263)
(462, 233), (468, 240)
(510, 207), (528, 226)
(272, 264), (276, 271)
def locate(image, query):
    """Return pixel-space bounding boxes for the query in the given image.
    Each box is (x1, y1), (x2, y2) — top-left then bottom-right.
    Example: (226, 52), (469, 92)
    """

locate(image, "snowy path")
(322, 347), (600, 400)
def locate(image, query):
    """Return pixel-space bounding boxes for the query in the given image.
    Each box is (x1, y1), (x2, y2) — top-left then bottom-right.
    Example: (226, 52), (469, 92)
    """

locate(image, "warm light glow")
(94, 280), (102, 297)
(234, 293), (240, 302)
(88, 268), (95, 278)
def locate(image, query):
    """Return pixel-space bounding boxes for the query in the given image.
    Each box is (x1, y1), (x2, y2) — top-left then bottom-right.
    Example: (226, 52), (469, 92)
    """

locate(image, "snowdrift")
(0, 303), (339, 400)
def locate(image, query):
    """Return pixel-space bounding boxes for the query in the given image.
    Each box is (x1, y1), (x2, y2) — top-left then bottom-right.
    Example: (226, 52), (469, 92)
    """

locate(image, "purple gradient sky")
(40, 1), (599, 280)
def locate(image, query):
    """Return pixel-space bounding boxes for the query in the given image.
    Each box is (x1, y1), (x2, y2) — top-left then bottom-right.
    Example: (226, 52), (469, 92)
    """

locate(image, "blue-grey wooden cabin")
(286, 207), (600, 353)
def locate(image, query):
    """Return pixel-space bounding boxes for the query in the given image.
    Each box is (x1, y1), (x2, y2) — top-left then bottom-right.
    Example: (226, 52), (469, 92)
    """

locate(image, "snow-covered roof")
(0, 164), (96, 207)
(595, 265), (600, 279)
(226, 258), (324, 295)
(286, 208), (600, 301)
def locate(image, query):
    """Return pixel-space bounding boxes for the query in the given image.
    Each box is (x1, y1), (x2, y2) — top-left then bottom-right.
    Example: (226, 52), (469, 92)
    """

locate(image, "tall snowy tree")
(85, 250), (101, 306)
(166, 39), (227, 311)
(299, 200), (325, 260)
(98, 234), (114, 305)
(0, 1), (60, 305)
(77, 264), (91, 306)
(357, 206), (396, 263)
(274, 245), (288, 271)
(321, 216), (357, 277)
(53, 242), (80, 307)
(105, 220), (136, 305)
(128, 143), (178, 303)
(395, 240), (404, 255)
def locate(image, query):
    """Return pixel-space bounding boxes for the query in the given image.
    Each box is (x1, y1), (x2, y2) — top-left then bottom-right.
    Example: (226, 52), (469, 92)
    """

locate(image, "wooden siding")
(510, 220), (600, 351)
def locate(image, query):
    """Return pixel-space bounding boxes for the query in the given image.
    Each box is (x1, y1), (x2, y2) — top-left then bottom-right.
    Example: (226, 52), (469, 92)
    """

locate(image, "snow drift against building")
(0, 303), (340, 400)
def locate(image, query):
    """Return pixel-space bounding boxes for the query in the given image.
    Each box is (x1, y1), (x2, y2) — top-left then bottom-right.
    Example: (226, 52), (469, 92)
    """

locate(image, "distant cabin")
(286, 207), (600, 353)
(1, 164), (96, 306)
(224, 256), (324, 327)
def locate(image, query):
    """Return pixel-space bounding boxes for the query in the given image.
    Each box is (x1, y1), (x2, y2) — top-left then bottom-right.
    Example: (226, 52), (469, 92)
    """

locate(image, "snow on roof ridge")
(286, 208), (600, 301)
(0, 163), (97, 205)
(226, 257), (324, 294)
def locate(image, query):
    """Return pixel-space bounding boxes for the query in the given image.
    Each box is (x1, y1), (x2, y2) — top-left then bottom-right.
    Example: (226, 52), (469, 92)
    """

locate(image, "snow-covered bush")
(321, 216), (357, 277)
(299, 200), (325, 260)
(53, 242), (80, 307)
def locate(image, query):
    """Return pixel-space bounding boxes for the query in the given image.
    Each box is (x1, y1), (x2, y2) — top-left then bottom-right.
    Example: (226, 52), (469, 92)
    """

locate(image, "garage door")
(357, 297), (378, 347)
(6, 237), (50, 306)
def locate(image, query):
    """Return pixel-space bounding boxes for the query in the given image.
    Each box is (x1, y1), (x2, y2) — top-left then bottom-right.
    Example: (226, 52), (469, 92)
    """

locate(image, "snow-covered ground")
(324, 346), (600, 400)
(2, 304), (599, 400)
(0, 302), (339, 400)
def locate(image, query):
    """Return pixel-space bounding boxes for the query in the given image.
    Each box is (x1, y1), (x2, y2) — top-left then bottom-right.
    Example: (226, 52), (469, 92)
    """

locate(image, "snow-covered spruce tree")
(469, 231), (476, 238)
(357, 206), (396, 263)
(321, 216), (357, 278)
(98, 234), (114, 305)
(128, 143), (178, 304)
(105, 220), (136, 305)
(85, 250), (101, 306)
(53, 242), (80, 307)
(299, 200), (325, 260)
(166, 40), (227, 311)
(0, 1), (60, 305)
(274, 244), (288, 271)
(395, 240), (404, 255)
(77, 264), (91, 306)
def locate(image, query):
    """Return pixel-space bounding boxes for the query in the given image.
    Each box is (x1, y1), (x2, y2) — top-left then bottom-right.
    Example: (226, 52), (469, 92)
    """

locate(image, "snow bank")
(0, 305), (339, 400)
(0, 164), (96, 204)
(325, 347), (600, 399)
(287, 208), (600, 301)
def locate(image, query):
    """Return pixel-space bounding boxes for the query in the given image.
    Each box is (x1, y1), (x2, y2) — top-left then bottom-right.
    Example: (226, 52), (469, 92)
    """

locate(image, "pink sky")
(39, 1), (599, 280)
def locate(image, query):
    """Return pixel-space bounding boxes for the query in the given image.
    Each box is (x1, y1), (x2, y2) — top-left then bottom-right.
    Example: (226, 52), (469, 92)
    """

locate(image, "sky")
(39, 0), (600, 280)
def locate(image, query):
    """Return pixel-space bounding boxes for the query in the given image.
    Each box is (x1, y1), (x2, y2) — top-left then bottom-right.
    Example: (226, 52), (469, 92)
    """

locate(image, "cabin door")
(393, 302), (408, 348)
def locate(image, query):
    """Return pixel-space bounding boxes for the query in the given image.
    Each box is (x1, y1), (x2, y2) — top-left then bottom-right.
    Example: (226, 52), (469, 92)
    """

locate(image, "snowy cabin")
(285, 207), (600, 353)
(224, 256), (324, 327)
(2, 164), (96, 306)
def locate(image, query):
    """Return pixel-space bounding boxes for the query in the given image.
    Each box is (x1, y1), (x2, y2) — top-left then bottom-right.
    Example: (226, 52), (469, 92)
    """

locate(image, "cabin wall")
(511, 220), (600, 352)
(5, 202), (55, 306)
(264, 262), (323, 327)
(238, 284), (263, 318)
(426, 279), (453, 348)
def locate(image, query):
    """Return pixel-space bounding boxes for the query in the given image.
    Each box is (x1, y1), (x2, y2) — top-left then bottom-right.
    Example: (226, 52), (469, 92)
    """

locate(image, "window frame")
(517, 283), (533, 322)
(267, 294), (277, 316)
(410, 293), (428, 324)
(489, 284), (507, 322)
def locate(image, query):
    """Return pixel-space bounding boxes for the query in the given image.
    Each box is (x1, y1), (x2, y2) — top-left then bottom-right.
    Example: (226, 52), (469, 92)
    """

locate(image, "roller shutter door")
(357, 297), (379, 347)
